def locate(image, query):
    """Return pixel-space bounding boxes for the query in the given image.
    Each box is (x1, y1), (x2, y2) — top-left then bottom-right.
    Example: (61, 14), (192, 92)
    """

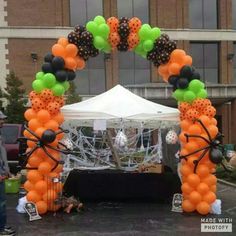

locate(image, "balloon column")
(21, 15), (224, 215)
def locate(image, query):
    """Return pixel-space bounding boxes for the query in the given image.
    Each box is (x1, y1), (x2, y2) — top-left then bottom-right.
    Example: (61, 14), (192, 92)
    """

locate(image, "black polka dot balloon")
(165, 130), (178, 144)
(68, 32), (80, 45)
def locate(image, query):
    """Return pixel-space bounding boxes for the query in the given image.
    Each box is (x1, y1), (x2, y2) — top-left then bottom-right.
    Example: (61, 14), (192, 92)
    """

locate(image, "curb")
(218, 178), (236, 188)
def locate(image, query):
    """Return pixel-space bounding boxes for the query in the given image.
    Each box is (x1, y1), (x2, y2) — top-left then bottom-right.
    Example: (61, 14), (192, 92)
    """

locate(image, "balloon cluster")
(86, 15), (111, 53)
(135, 24), (161, 57)
(147, 34), (177, 67)
(68, 25), (99, 60)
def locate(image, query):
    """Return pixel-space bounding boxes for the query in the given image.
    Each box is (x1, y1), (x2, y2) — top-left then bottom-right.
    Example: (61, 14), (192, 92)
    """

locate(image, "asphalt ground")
(5, 183), (236, 236)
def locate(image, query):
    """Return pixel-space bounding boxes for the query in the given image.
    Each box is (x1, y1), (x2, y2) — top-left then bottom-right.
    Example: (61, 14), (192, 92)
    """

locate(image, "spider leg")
(180, 145), (211, 160)
(193, 147), (210, 173)
(56, 128), (69, 135)
(196, 119), (213, 142)
(57, 141), (69, 149)
(24, 125), (41, 140)
(184, 134), (210, 145)
(44, 143), (72, 155)
(18, 136), (39, 143)
(19, 146), (39, 168)
(42, 146), (61, 171)
(220, 162), (232, 173)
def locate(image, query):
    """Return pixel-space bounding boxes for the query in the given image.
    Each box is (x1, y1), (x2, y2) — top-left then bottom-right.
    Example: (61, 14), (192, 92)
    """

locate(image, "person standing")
(0, 111), (15, 236)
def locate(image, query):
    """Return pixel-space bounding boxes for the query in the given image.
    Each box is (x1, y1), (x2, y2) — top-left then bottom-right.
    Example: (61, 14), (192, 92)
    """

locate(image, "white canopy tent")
(61, 84), (180, 129)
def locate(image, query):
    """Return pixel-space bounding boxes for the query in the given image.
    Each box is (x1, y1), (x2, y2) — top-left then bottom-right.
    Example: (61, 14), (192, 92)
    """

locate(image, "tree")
(66, 81), (81, 104)
(3, 71), (26, 123)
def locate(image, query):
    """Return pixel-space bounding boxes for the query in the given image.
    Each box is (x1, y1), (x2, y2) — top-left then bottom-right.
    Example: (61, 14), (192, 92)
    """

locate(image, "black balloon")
(161, 34), (170, 41)
(180, 65), (193, 78)
(165, 40), (177, 53)
(191, 70), (201, 80)
(55, 70), (67, 82)
(67, 70), (76, 81)
(89, 47), (99, 57)
(168, 75), (179, 86)
(117, 40), (129, 51)
(80, 31), (93, 46)
(119, 17), (129, 24)
(68, 31), (80, 45)
(210, 148), (223, 164)
(118, 23), (130, 39)
(74, 25), (85, 35)
(176, 77), (189, 89)
(52, 56), (65, 71)
(159, 52), (170, 64)
(42, 63), (54, 73)
(44, 53), (54, 63)
(78, 46), (89, 60)
(41, 129), (56, 144)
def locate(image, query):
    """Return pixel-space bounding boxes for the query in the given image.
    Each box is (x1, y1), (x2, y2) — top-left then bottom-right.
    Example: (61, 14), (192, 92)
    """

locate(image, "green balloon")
(94, 15), (106, 25)
(62, 81), (70, 91)
(36, 71), (44, 80)
(150, 27), (161, 41)
(189, 79), (204, 93)
(86, 21), (98, 35)
(138, 24), (151, 40)
(32, 79), (45, 93)
(103, 42), (111, 53)
(94, 36), (105, 50)
(143, 40), (154, 52)
(197, 89), (208, 99)
(173, 89), (184, 102)
(43, 73), (56, 88)
(98, 23), (110, 38)
(52, 84), (65, 96)
(184, 90), (196, 103)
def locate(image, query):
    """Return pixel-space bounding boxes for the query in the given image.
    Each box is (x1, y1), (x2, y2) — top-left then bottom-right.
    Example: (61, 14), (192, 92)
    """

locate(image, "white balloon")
(166, 130), (178, 144)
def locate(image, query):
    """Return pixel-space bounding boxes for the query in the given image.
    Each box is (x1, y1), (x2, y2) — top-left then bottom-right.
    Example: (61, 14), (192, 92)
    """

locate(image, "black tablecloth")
(63, 169), (181, 202)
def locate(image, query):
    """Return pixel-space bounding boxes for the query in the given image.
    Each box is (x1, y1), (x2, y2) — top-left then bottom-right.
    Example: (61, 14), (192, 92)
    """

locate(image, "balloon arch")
(21, 16), (225, 215)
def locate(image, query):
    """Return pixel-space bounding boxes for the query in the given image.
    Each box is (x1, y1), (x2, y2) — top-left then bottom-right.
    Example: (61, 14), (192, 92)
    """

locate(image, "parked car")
(1, 123), (27, 174)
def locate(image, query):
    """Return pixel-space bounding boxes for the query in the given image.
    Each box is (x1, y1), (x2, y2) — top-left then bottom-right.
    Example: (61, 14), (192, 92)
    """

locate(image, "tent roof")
(61, 85), (179, 128)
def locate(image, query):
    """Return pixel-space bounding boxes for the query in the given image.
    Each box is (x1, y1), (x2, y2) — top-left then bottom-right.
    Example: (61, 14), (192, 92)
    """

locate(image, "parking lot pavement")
(6, 183), (236, 236)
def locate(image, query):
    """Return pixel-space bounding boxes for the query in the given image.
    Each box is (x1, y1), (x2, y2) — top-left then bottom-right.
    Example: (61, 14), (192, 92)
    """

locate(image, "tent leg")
(106, 129), (121, 169)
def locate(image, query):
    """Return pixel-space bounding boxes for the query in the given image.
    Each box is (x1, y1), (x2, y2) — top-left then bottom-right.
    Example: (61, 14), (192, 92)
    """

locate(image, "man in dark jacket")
(0, 111), (15, 236)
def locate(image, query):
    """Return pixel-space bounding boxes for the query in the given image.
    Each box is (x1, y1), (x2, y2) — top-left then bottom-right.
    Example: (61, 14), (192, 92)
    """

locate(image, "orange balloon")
(210, 185), (217, 192)
(179, 132), (187, 144)
(35, 180), (48, 194)
(203, 191), (216, 204)
(23, 129), (32, 138)
(170, 49), (186, 63)
(28, 155), (43, 167)
(211, 118), (217, 126)
(44, 120), (59, 131)
(196, 164), (209, 178)
(207, 125), (218, 139)
(38, 162), (52, 175)
(52, 113), (64, 124)
(180, 148), (189, 157)
(27, 170), (43, 183)
(185, 141), (199, 153)
(128, 33), (139, 48)
(107, 17), (119, 33)
(24, 180), (35, 192)
(57, 37), (68, 47)
(52, 43), (65, 57)
(36, 201), (48, 215)
(47, 101), (60, 115)
(29, 91), (39, 101)
(182, 199), (195, 213)
(35, 127), (47, 138)
(54, 164), (63, 173)
(158, 63), (169, 76)
(180, 164), (193, 176)
(181, 182), (194, 195)
(28, 118), (42, 131)
(65, 44), (78, 57)
(183, 55), (192, 66)
(188, 124), (202, 135)
(168, 63), (181, 75)
(186, 155), (199, 168)
(202, 106), (216, 118)
(185, 109), (199, 121)
(76, 56), (85, 70)
(39, 89), (54, 103)
(31, 97), (45, 112)
(187, 174), (200, 188)
(178, 102), (191, 113)
(52, 182), (63, 193)
(196, 201), (210, 215)
(35, 148), (49, 159)
(24, 109), (37, 121)
(189, 191), (202, 205)
(203, 174), (217, 186)
(65, 57), (77, 70)
(26, 190), (41, 203)
(37, 109), (51, 123)
(129, 17), (142, 33)
(198, 115), (211, 127)
(180, 119), (192, 131)
(109, 32), (121, 48)
(197, 182), (210, 195)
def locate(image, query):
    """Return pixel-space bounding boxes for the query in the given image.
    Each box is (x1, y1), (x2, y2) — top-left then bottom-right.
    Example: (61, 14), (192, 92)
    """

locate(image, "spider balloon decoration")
(180, 119), (231, 173)
(18, 125), (74, 172)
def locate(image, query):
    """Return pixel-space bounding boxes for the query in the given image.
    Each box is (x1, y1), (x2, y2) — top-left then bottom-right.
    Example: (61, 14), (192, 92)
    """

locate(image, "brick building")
(0, 0), (236, 144)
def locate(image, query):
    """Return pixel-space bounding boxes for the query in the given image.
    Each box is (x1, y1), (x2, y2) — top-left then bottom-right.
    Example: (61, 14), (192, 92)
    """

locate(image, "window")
(70, 0), (105, 95)
(2, 126), (19, 144)
(117, 0), (150, 85)
(190, 42), (219, 83)
(233, 43), (236, 83)
(233, 0), (236, 29)
(189, 0), (218, 29)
